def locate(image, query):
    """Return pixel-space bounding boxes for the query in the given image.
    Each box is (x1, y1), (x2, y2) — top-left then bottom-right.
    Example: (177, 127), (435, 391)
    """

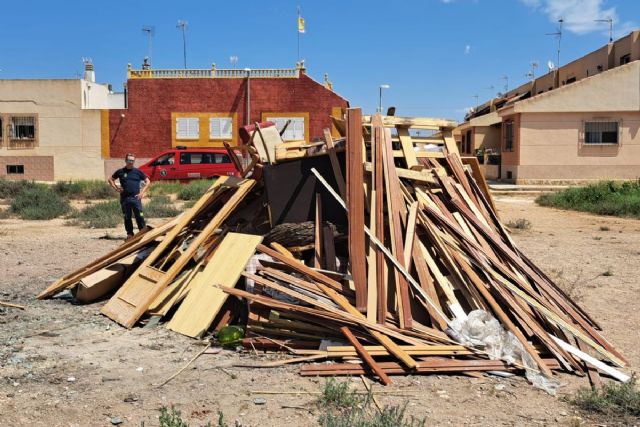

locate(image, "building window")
(7, 116), (37, 149)
(584, 121), (619, 144)
(176, 117), (199, 139)
(266, 116), (305, 141)
(209, 117), (233, 139)
(620, 54), (631, 65)
(6, 165), (25, 174)
(0, 116), (3, 147)
(504, 120), (514, 152)
(465, 130), (472, 154)
(10, 116), (36, 140)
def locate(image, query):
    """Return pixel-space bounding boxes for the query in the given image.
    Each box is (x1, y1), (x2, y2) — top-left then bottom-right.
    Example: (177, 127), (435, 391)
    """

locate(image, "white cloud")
(520, 0), (636, 37)
(464, 44), (471, 54)
(441, 0), (455, 3)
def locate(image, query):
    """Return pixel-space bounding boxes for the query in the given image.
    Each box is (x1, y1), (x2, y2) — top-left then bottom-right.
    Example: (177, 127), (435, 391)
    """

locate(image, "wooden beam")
(323, 128), (346, 199)
(340, 326), (392, 385)
(346, 107), (367, 312)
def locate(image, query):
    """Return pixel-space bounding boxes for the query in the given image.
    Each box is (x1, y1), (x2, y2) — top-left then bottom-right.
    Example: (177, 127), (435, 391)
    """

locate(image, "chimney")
(83, 59), (95, 82)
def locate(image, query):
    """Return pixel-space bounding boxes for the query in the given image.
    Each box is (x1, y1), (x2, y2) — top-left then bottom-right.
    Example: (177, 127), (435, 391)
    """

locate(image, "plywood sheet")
(167, 233), (263, 338)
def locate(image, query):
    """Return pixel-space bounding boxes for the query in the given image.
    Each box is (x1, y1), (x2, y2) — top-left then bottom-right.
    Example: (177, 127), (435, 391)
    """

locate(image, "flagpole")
(297, 6), (301, 62)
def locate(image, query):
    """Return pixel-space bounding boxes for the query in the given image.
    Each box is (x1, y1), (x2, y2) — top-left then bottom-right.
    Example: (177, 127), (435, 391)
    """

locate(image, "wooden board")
(167, 233), (263, 338)
(101, 178), (254, 328)
(346, 107), (367, 312)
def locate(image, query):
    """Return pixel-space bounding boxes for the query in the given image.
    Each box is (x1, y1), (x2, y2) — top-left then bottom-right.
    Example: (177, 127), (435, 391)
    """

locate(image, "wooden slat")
(323, 128), (346, 199)
(340, 326), (392, 385)
(167, 233), (263, 338)
(102, 178), (255, 328)
(346, 107), (367, 312)
(396, 126), (419, 169)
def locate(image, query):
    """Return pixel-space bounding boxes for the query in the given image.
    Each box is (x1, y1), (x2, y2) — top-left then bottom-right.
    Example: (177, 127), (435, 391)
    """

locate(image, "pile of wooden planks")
(39, 109), (628, 390)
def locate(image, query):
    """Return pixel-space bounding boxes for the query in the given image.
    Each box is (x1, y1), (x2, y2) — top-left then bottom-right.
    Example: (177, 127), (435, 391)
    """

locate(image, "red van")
(139, 147), (241, 182)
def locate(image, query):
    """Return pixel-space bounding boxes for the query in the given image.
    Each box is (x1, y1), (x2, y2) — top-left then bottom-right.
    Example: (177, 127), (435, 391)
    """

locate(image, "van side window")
(154, 153), (175, 166)
(215, 153), (231, 164)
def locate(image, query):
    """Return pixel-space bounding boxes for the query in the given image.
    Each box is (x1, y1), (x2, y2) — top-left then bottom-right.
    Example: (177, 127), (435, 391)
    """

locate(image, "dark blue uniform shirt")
(112, 167), (148, 197)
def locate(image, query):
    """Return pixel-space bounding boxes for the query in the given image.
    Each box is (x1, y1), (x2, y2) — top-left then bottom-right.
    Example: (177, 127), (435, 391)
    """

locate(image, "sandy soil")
(0, 196), (638, 426)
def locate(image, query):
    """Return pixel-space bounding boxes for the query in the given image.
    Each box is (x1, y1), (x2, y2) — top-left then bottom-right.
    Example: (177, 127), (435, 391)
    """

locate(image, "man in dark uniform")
(108, 153), (151, 240)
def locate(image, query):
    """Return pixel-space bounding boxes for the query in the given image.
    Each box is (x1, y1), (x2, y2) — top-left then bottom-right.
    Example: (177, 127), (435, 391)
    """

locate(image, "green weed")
(146, 195), (180, 218)
(178, 179), (216, 201)
(0, 179), (39, 199)
(68, 200), (121, 228)
(571, 377), (640, 419)
(318, 379), (426, 427)
(10, 185), (70, 220)
(506, 218), (531, 230)
(536, 181), (640, 218)
(52, 180), (114, 199)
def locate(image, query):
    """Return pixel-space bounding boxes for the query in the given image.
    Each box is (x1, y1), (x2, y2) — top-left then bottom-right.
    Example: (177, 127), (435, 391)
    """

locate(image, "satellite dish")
(547, 60), (556, 71)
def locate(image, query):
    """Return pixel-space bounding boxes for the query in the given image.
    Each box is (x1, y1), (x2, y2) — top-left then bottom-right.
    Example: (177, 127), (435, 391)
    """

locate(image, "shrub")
(571, 377), (640, 419)
(506, 218), (531, 230)
(10, 185), (70, 220)
(68, 200), (121, 228)
(536, 181), (640, 218)
(159, 406), (189, 427)
(0, 179), (38, 199)
(53, 180), (113, 199)
(150, 181), (184, 196)
(146, 196), (180, 218)
(178, 179), (216, 201)
(318, 379), (426, 427)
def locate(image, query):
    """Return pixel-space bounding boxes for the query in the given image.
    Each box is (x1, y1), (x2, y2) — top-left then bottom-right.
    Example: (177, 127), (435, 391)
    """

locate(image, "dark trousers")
(121, 196), (146, 236)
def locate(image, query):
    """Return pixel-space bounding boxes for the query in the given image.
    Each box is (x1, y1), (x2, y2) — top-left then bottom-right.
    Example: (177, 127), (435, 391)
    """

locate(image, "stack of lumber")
(38, 109), (628, 391)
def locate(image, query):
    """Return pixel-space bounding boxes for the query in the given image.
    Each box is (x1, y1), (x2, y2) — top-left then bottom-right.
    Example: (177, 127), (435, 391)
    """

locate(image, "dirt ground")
(0, 195), (639, 427)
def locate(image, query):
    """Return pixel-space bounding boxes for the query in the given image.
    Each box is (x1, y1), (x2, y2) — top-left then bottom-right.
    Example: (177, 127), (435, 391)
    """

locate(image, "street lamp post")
(378, 84), (390, 114)
(244, 68), (252, 125)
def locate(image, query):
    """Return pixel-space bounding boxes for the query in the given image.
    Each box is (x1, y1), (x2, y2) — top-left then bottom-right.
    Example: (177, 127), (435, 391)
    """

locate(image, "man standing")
(108, 153), (151, 240)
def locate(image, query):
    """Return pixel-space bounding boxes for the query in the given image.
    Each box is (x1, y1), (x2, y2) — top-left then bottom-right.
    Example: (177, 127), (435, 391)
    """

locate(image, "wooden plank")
(461, 156), (497, 213)
(381, 129), (412, 329)
(323, 128), (346, 199)
(314, 193), (323, 269)
(102, 178), (255, 328)
(362, 115), (458, 130)
(340, 326), (392, 385)
(37, 218), (178, 299)
(364, 163), (437, 185)
(346, 107), (367, 312)
(167, 233), (263, 338)
(372, 123), (387, 325)
(396, 126), (419, 169)
(322, 225), (337, 271)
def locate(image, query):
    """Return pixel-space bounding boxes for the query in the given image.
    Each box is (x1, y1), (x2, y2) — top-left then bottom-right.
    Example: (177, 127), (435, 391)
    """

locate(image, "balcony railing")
(128, 63), (303, 79)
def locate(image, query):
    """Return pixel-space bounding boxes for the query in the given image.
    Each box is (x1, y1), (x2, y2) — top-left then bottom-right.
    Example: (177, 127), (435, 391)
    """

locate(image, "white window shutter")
(221, 118), (232, 138)
(266, 117), (305, 141)
(177, 117), (199, 139)
(210, 118), (222, 138)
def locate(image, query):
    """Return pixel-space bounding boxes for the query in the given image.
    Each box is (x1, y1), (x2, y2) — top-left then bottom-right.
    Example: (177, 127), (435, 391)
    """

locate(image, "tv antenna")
(142, 26), (155, 66)
(546, 18), (564, 68)
(176, 20), (188, 69)
(500, 75), (509, 93)
(594, 17), (613, 43)
(526, 61), (539, 80)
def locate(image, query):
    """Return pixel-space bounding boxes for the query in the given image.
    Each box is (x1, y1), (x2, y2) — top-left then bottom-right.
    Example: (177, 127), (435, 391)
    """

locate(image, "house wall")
(515, 111), (640, 182)
(107, 73), (348, 159)
(0, 79), (106, 181)
(474, 125), (501, 151)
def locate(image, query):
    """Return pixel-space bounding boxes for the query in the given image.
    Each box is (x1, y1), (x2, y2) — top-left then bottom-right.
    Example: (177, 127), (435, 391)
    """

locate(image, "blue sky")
(1, 0), (638, 121)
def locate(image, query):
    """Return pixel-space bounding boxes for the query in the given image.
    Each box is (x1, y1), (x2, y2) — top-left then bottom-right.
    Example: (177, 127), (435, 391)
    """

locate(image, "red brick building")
(104, 63), (349, 160)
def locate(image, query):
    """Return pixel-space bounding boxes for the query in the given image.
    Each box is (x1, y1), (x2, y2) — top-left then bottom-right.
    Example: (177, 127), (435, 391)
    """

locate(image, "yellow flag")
(298, 16), (305, 34)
